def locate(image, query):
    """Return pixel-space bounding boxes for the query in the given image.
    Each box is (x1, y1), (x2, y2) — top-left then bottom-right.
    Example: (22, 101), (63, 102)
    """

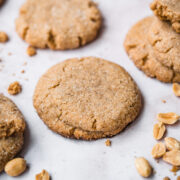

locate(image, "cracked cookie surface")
(33, 57), (142, 140)
(148, 17), (180, 73)
(0, 94), (25, 172)
(124, 16), (180, 83)
(15, 0), (101, 50)
(150, 0), (180, 33)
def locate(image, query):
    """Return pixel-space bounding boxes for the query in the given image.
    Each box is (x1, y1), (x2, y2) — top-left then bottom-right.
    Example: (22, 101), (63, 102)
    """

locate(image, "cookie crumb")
(162, 100), (166, 103)
(0, 31), (8, 43)
(163, 177), (170, 180)
(36, 169), (50, 180)
(21, 70), (25, 73)
(8, 81), (22, 95)
(177, 176), (180, 180)
(170, 166), (180, 176)
(8, 52), (12, 56)
(105, 139), (111, 146)
(27, 46), (36, 56)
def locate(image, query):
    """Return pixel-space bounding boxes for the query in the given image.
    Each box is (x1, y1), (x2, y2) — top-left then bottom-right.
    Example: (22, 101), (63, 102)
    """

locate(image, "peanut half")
(165, 137), (180, 151)
(152, 142), (166, 159)
(4, 158), (26, 177)
(135, 157), (152, 178)
(153, 122), (166, 140)
(173, 83), (180, 97)
(163, 150), (180, 166)
(157, 112), (179, 125)
(36, 169), (50, 180)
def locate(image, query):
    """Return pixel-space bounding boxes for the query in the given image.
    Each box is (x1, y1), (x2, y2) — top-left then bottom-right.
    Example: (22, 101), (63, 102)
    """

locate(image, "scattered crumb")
(162, 100), (166, 103)
(21, 70), (25, 73)
(177, 176), (180, 180)
(36, 169), (50, 180)
(0, 58), (2, 62)
(105, 139), (111, 147)
(163, 177), (170, 180)
(23, 62), (27, 66)
(25, 78), (29, 81)
(27, 46), (36, 56)
(8, 52), (12, 56)
(0, 31), (8, 43)
(8, 81), (22, 95)
(170, 166), (180, 176)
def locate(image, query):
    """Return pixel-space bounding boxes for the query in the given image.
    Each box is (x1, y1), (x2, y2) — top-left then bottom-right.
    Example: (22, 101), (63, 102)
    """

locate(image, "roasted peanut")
(4, 158), (26, 177)
(135, 157), (152, 178)
(157, 113), (179, 125)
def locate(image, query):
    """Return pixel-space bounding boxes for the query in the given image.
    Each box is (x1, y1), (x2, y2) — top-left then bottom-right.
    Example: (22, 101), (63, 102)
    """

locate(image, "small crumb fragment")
(163, 177), (170, 180)
(21, 70), (25, 73)
(0, 31), (8, 43)
(27, 46), (36, 56)
(162, 100), (166, 103)
(171, 166), (180, 175)
(0, 58), (2, 62)
(105, 139), (111, 146)
(23, 62), (27, 66)
(8, 52), (12, 56)
(36, 169), (50, 180)
(173, 83), (180, 97)
(8, 81), (22, 95)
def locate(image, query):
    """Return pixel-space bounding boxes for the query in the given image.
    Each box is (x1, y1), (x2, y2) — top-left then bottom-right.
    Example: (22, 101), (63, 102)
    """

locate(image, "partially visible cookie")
(148, 17), (180, 73)
(150, 0), (180, 33)
(124, 16), (180, 83)
(0, 94), (25, 172)
(0, 0), (4, 6)
(16, 0), (101, 50)
(33, 57), (142, 140)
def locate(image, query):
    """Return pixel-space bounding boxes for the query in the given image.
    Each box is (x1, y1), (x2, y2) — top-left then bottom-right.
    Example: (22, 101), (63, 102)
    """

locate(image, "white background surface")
(0, 0), (180, 179)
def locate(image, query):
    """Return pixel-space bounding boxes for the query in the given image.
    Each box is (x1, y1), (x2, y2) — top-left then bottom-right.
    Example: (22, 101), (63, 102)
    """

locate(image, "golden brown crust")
(148, 17), (180, 73)
(33, 57), (142, 140)
(150, 0), (180, 33)
(0, 94), (25, 172)
(16, 0), (101, 50)
(124, 16), (180, 83)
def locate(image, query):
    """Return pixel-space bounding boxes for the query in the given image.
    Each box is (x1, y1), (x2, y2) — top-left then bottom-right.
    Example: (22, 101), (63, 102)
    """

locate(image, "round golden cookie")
(148, 17), (180, 73)
(33, 57), (142, 140)
(15, 0), (101, 50)
(124, 16), (180, 83)
(151, 0), (180, 33)
(0, 94), (25, 172)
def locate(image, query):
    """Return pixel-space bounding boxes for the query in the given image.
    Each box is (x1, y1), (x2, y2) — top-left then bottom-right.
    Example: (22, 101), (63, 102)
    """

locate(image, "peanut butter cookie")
(151, 0), (180, 33)
(16, 0), (101, 50)
(124, 16), (180, 83)
(33, 57), (142, 140)
(148, 17), (180, 73)
(0, 94), (25, 172)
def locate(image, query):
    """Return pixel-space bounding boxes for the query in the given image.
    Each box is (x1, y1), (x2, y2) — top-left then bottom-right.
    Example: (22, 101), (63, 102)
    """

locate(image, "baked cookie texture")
(124, 16), (180, 83)
(0, 94), (25, 172)
(150, 0), (180, 33)
(148, 17), (180, 73)
(33, 57), (142, 140)
(16, 0), (101, 50)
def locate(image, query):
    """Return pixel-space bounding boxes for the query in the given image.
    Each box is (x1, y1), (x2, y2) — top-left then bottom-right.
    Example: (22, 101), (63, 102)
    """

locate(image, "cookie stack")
(124, 0), (180, 83)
